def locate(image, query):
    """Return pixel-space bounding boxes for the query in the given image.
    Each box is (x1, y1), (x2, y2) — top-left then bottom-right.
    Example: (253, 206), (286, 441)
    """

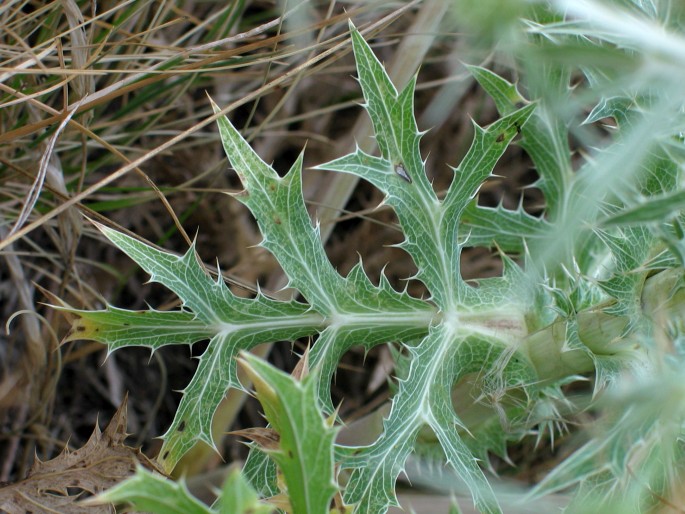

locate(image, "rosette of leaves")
(62, 14), (685, 514)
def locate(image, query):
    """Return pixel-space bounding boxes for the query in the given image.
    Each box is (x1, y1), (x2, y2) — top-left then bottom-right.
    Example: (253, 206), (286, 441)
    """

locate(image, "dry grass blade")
(8, 98), (81, 238)
(0, 3), (372, 252)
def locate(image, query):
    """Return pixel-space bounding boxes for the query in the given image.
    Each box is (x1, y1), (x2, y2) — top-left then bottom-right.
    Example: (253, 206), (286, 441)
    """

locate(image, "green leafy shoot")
(90, 465), (272, 514)
(238, 352), (339, 514)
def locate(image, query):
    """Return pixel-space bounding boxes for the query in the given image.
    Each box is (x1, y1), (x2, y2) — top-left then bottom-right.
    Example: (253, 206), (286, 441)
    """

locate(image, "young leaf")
(238, 352), (339, 514)
(91, 464), (273, 514)
(218, 469), (274, 514)
(91, 466), (213, 514)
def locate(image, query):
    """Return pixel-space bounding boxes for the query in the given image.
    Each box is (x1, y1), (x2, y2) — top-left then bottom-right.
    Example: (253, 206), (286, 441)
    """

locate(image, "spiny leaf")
(440, 104), (535, 305)
(91, 466), (212, 514)
(91, 465), (274, 514)
(315, 24), (539, 514)
(0, 398), (156, 514)
(348, 20), (425, 192)
(319, 25), (535, 310)
(529, 368), (685, 511)
(213, 99), (420, 318)
(340, 326), (536, 514)
(211, 97), (435, 322)
(210, 115), (345, 314)
(72, 224), (322, 472)
(460, 201), (551, 253)
(602, 189), (685, 226)
(57, 14), (685, 514)
(63, 305), (210, 351)
(468, 65), (572, 222)
(239, 352), (340, 514)
(213, 101), (434, 414)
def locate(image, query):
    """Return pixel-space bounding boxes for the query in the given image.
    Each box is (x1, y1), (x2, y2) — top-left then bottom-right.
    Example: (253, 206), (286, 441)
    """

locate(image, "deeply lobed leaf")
(61, 12), (685, 514)
(64, 224), (323, 472)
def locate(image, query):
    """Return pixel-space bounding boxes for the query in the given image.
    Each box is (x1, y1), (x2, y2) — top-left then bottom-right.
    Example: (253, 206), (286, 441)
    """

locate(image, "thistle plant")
(66, 4), (685, 513)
